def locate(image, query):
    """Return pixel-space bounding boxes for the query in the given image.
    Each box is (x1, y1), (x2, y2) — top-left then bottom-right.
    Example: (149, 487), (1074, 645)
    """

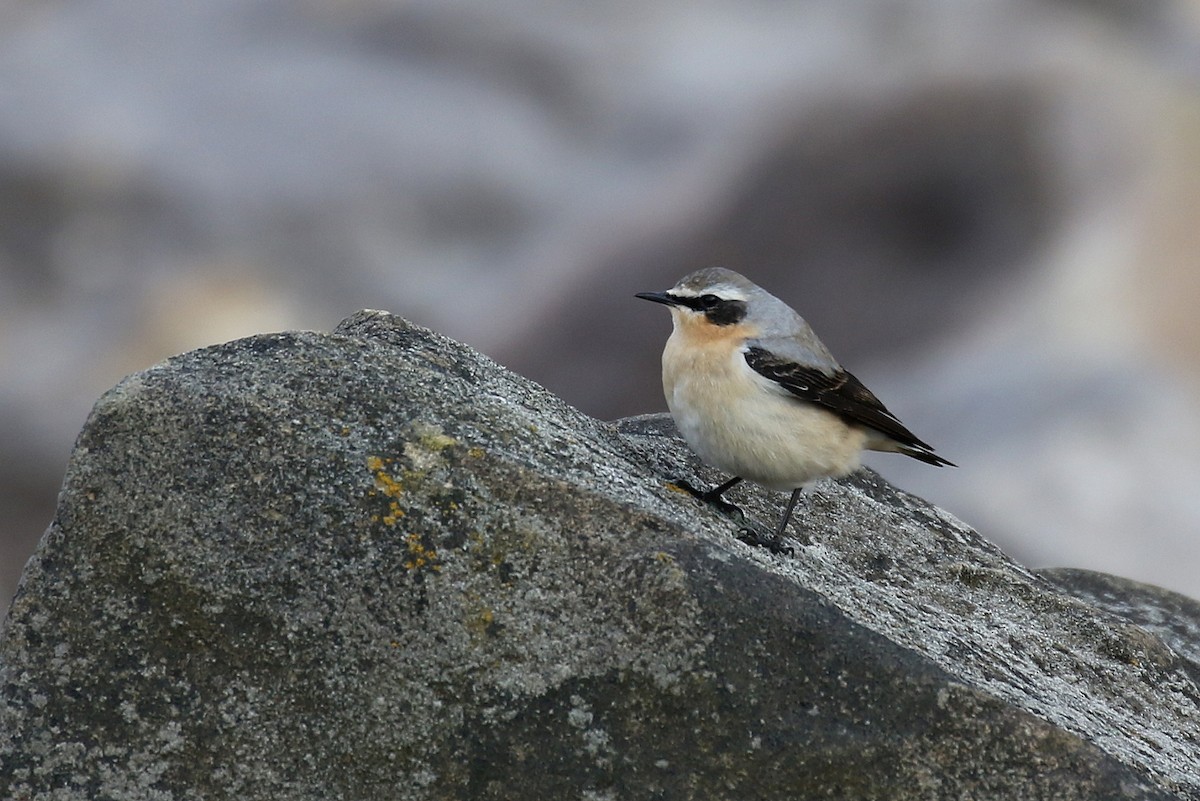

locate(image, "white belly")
(663, 338), (866, 491)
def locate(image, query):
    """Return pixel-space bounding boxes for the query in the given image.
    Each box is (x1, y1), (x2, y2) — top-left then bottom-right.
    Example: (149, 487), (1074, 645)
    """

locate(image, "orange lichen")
(367, 454), (442, 572)
(368, 455), (409, 525)
(404, 532), (440, 572)
(369, 457), (405, 497)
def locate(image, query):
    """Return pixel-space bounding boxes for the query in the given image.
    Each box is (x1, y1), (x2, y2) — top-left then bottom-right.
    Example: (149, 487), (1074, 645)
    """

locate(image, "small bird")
(637, 267), (953, 551)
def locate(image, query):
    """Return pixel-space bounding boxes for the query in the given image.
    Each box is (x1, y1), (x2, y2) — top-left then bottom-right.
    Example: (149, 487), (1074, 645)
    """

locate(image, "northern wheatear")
(637, 267), (953, 550)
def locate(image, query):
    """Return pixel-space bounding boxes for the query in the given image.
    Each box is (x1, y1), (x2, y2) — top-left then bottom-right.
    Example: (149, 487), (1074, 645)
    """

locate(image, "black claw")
(736, 526), (795, 556)
(666, 477), (703, 497)
(668, 478), (745, 521)
(705, 495), (745, 521)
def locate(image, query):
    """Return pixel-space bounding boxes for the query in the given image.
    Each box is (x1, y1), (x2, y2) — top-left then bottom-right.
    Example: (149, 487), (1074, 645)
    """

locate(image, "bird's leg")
(670, 476), (799, 555)
(774, 487), (803, 539)
(669, 475), (745, 519)
(701, 476), (743, 507)
(736, 487), (802, 555)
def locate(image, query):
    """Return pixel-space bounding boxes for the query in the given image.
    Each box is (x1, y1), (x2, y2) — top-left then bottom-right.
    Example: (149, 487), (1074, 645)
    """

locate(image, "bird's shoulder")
(742, 343), (857, 398)
(742, 333), (839, 380)
(742, 342), (925, 446)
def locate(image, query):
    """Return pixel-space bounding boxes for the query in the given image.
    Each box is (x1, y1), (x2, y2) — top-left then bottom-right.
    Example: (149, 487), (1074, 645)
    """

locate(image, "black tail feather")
(899, 445), (955, 468)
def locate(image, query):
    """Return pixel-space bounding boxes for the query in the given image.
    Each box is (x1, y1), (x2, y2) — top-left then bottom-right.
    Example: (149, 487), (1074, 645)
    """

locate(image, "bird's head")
(636, 267), (758, 330)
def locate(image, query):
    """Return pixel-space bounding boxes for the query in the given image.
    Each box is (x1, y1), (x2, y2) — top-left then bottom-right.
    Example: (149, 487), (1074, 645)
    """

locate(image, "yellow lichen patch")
(368, 455), (410, 526)
(382, 501), (404, 526)
(370, 460), (404, 498)
(665, 482), (694, 496)
(404, 532), (440, 572)
(398, 423), (462, 472)
(467, 447), (485, 459)
(465, 606), (497, 638)
(419, 431), (458, 451)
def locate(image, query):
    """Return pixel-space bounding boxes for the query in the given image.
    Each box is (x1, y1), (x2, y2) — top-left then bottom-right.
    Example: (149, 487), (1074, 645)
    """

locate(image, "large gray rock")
(7, 0), (1200, 618)
(1, 311), (1197, 800)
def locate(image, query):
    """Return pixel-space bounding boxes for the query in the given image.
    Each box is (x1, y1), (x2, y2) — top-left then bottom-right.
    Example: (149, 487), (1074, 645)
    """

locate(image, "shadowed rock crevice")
(1, 311), (1197, 800)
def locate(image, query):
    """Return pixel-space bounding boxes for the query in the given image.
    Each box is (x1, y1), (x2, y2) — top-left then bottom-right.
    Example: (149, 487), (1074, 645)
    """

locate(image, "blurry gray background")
(3, 0), (1200, 617)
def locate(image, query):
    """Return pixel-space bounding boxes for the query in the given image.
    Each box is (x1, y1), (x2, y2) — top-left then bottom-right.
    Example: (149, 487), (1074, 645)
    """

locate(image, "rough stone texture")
(8, 0), (1200, 618)
(1, 311), (1198, 800)
(1038, 568), (1200, 683)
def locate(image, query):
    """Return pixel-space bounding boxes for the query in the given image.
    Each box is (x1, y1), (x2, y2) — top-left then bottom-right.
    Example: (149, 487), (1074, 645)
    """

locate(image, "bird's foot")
(736, 525), (795, 556)
(667, 478), (745, 521)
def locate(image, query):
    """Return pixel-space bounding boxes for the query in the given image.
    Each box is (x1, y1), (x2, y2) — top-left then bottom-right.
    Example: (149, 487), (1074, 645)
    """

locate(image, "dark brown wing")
(744, 346), (952, 466)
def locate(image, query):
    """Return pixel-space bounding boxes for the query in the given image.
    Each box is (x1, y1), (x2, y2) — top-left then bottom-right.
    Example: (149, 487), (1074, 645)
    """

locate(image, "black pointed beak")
(635, 291), (680, 307)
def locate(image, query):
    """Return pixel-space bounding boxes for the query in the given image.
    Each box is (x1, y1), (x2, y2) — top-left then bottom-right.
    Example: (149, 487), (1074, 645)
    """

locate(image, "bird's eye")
(698, 294), (720, 310)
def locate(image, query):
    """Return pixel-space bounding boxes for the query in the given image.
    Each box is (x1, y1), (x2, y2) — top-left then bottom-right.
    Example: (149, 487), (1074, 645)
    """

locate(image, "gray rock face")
(1, 311), (1198, 800)
(7, 0), (1200, 633)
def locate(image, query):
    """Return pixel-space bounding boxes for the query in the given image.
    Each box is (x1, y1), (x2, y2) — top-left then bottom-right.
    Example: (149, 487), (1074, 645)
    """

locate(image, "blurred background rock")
(2, 0), (1199, 616)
